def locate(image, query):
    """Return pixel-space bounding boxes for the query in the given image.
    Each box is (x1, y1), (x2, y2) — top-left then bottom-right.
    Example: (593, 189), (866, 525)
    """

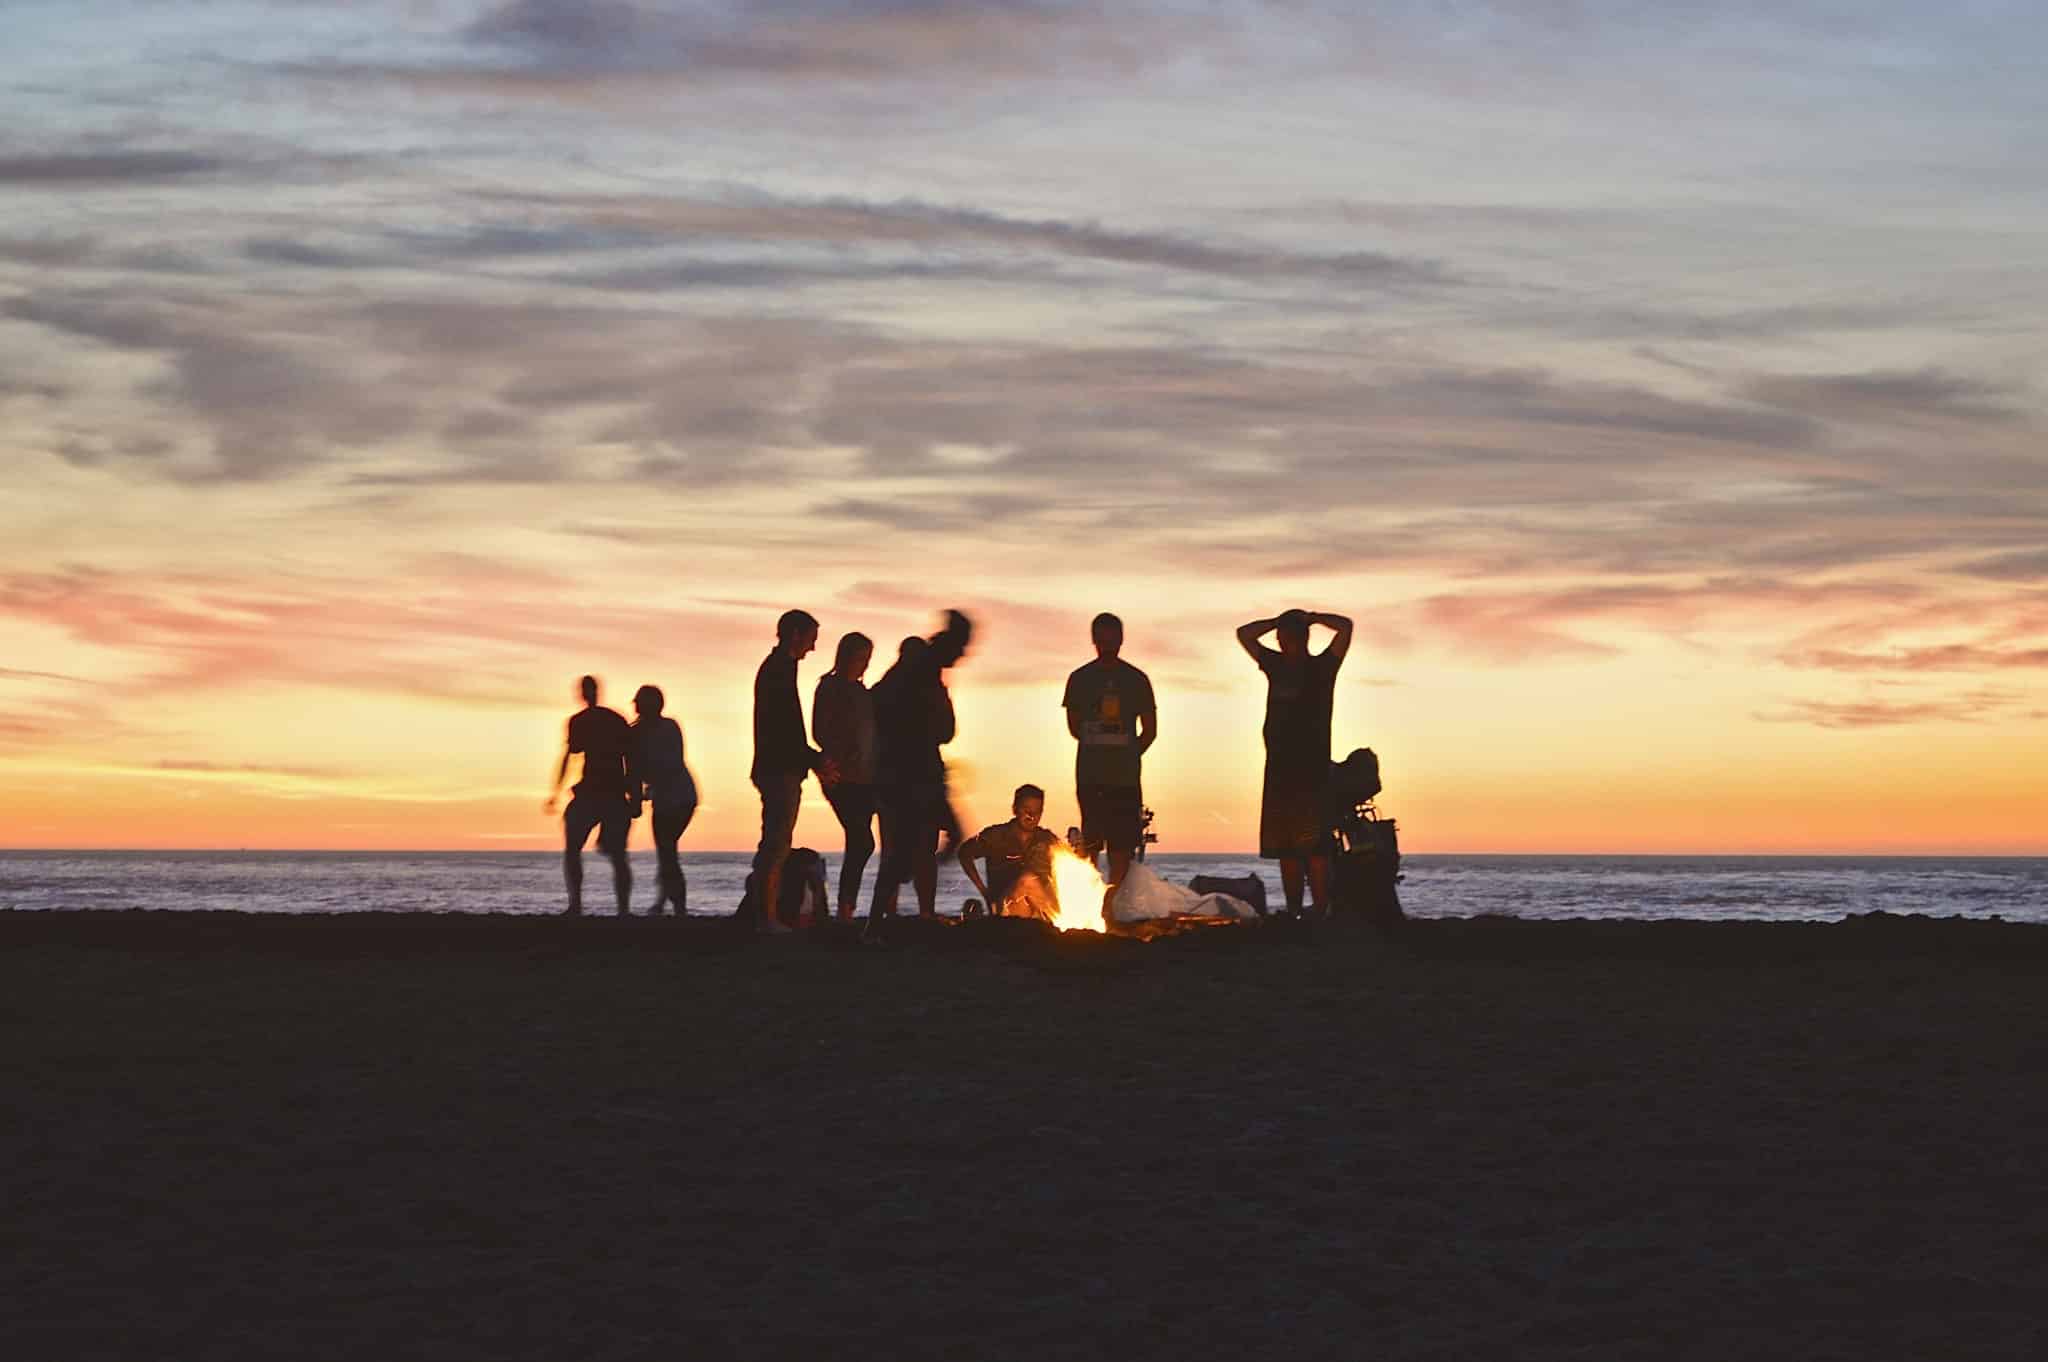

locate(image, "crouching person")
(957, 784), (1061, 923)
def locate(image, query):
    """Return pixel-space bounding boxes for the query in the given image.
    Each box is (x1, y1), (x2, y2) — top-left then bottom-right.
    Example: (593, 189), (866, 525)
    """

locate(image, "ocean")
(3, 851), (2045, 923)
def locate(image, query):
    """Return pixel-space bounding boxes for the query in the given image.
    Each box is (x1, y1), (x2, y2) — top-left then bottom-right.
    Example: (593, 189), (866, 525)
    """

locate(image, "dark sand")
(6, 911), (2045, 1361)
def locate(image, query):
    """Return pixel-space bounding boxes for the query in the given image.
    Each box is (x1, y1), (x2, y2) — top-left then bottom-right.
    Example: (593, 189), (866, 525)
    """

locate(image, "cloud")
(0, 564), (750, 707)
(452, 0), (1214, 84)
(0, 666), (87, 684)
(1742, 367), (2031, 427)
(1781, 644), (2048, 673)
(539, 190), (1451, 289)
(0, 151), (231, 186)
(1755, 690), (2025, 729)
(1953, 548), (2048, 583)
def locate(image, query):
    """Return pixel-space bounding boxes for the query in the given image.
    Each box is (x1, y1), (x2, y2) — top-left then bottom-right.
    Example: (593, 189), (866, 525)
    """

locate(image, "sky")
(2, 0), (2045, 854)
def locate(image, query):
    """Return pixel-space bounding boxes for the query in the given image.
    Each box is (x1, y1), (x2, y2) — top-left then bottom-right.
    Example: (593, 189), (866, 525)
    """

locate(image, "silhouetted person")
(544, 675), (635, 916)
(813, 632), (878, 920)
(869, 611), (972, 931)
(1063, 612), (1155, 928)
(958, 783), (1060, 922)
(751, 610), (837, 936)
(1237, 609), (1353, 915)
(631, 684), (697, 916)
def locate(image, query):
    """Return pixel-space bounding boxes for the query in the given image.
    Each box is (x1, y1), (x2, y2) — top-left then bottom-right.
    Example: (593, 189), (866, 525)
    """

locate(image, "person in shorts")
(957, 784), (1061, 922)
(1062, 613), (1155, 928)
(544, 674), (636, 916)
(750, 610), (837, 935)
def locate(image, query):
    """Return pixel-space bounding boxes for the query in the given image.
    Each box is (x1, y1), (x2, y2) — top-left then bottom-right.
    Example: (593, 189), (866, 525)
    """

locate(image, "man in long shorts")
(1062, 612), (1156, 929)
(544, 674), (636, 916)
(1236, 609), (1353, 915)
(750, 609), (837, 935)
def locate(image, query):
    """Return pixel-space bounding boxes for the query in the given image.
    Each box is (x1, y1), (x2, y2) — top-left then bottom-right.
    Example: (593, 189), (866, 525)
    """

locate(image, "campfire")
(1046, 845), (1109, 934)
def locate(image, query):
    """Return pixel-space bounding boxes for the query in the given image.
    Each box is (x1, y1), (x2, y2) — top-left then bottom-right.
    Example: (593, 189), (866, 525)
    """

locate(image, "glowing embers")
(1047, 844), (1109, 934)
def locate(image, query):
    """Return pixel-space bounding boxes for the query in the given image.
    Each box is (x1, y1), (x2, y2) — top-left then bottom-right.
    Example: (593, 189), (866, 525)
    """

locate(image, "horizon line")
(3, 847), (2045, 859)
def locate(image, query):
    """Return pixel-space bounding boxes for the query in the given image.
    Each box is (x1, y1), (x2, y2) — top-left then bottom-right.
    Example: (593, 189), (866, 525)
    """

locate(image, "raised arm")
(1316, 612), (1355, 665)
(1236, 616), (1280, 662)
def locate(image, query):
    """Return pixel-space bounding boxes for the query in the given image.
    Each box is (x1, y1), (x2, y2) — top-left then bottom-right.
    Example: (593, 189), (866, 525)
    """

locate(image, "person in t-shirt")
(544, 674), (636, 916)
(1236, 609), (1353, 915)
(631, 683), (698, 916)
(813, 632), (877, 920)
(750, 610), (838, 936)
(957, 784), (1061, 922)
(1061, 612), (1156, 928)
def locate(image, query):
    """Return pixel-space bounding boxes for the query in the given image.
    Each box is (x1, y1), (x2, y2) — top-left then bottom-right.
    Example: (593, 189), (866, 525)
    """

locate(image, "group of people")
(547, 606), (1354, 930)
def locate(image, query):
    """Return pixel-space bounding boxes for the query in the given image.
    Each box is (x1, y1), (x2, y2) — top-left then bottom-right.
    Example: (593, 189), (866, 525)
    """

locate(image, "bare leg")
(1102, 847), (1135, 928)
(913, 827), (938, 917)
(1306, 854), (1330, 915)
(562, 845), (583, 915)
(609, 848), (632, 915)
(1279, 856), (1306, 913)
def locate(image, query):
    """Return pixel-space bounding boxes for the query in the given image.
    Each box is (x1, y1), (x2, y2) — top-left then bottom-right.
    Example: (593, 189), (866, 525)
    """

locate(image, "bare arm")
(1315, 612), (1355, 665)
(1066, 707), (1084, 741)
(1236, 617), (1280, 662)
(956, 836), (991, 904)
(1135, 708), (1156, 757)
(544, 745), (571, 813)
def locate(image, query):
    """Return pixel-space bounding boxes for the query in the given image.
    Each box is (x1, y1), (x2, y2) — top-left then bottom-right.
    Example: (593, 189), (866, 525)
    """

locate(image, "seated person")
(957, 784), (1061, 922)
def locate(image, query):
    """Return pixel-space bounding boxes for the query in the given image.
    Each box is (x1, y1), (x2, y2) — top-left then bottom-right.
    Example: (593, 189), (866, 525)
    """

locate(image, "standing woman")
(632, 684), (699, 915)
(813, 632), (878, 920)
(1235, 609), (1353, 916)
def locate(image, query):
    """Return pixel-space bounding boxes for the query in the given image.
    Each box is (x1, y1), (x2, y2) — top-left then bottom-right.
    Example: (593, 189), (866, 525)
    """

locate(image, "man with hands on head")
(1237, 609), (1353, 916)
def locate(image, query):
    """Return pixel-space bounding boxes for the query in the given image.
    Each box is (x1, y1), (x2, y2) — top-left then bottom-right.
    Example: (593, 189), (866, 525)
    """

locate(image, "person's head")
(777, 609), (820, 659)
(898, 635), (928, 662)
(1090, 612), (1123, 661)
(834, 631), (873, 681)
(1276, 608), (1312, 658)
(577, 674), (599, 706)
(1012, 783), (1046, 831)
(632, 684), (663, 719)
(931, 608), (973, 669)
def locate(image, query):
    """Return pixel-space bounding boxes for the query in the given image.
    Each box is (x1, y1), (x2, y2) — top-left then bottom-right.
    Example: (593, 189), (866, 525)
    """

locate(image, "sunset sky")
(3, 1), (2044, 854)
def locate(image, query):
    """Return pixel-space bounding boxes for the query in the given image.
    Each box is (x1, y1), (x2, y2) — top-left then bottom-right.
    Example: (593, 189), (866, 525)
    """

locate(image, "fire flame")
(1047, 844), (1110, 934)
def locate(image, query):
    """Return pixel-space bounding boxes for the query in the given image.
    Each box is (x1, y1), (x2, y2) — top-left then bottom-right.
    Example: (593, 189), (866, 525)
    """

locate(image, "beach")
(6, 911), (2045, 1360)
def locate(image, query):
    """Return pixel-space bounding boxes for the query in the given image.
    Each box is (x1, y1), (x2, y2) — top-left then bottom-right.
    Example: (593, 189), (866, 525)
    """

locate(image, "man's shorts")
(1077, 783), (1144, 856)
(564, 793), (632, 855)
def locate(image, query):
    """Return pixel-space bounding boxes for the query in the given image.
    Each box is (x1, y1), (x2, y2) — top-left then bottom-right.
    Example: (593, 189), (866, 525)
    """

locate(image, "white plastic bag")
(1111, 862), (1257, 922)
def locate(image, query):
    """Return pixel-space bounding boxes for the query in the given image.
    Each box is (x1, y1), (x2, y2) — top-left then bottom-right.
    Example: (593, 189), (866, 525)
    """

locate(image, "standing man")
(1236, 609), (1353, 916)
(1061, 612), (1156, 928)
(544, 674), (635, 916)
(751, 610), (837, 934)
